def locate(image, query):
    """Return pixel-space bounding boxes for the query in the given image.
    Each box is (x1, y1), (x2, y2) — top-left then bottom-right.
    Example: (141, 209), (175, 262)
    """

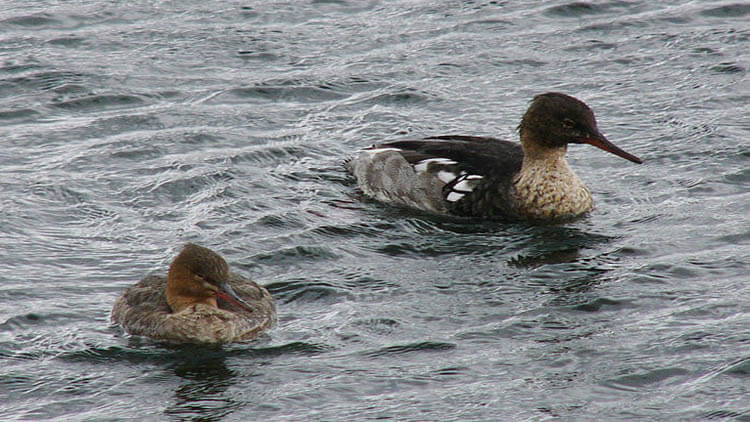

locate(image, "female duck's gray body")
(111, 243), (276, 344)
(346, 92), (642, 221)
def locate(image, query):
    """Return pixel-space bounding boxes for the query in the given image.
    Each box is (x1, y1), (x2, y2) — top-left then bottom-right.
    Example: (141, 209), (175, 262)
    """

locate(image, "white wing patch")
(410, 157), (484, 203)
(446, 192), (465, 202)
(364, 147), (402, 156)
(453, 180), (473, 192)
(413, 157), (461, 185)
(413, 158), (458, 174)
(437, 170), (456, 183)
(445, 173), (484, 202)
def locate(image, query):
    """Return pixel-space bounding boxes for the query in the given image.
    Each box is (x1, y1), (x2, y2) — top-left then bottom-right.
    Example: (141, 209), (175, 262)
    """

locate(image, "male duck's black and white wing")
(347, 135), (524, 218)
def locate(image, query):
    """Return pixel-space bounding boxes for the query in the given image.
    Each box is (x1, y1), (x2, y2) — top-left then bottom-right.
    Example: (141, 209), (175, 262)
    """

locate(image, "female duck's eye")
(562, 119), (575, 129)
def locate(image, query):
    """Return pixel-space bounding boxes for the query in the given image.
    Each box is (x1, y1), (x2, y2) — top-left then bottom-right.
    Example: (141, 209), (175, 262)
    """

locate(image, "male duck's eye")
(562, 118), (575, 129)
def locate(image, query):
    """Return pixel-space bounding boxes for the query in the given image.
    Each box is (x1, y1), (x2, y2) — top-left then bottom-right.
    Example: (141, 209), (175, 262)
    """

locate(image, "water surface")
(1, 1), (748, 421)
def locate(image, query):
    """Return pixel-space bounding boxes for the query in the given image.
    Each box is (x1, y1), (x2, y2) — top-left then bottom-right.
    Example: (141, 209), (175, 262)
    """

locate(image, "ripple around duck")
(85, 114), (166, 142)
(708, 62), (745, 74)
(28, 181), (89, 206)
(46, 36), (86, 47)
(0, 108), (40, 123)
(338, 273), (399, 293)
(721, 358), (750, 377)
(210, 84), (348, 105)
(348, 87), (436, 108)
(0, 313), (45, 333)
(361, 341), (456, 358)
(265, 277), (348, 304)
(247, 341), (332, 356)
(229, 140), (315, 167)
(544, 2), (612, 17)
(507, 248), (581, 269)
(349, 318), (401, 336)
(51, 94), (146, 113)
(1, 70), (89, 98)
(253, 245), (340, 266)
(601, 367), (691, 392)
(58, 340), (330, 365)
(1, 13), (61, 28)
(714, 230), (750, 245)
(563, 40), (618, 53)
(699, 3), (750, 18)
(700, 410), (748, 420)
(127, 165), (237, 203)
(569, 297), (630, 312)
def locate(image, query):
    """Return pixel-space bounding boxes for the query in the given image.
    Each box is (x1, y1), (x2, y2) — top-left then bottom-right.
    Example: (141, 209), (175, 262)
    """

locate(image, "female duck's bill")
(215, 281), (255, 313)
(111, 243), (276, 344)
(346, 92), (642, 222)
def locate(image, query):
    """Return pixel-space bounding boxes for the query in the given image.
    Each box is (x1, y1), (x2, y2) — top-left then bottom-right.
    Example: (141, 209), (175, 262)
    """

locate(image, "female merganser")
(111, 243), (276, 344)
(346, 92), (642, 221)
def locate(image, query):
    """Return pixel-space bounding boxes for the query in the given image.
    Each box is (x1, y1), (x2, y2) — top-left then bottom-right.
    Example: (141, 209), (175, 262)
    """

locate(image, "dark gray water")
(1, 1), (748, 421)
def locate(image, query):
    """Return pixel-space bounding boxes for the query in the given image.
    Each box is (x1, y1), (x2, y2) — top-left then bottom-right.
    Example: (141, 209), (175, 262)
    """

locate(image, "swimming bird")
(346, 92), (642, 221)
(111, 243), (276, 344)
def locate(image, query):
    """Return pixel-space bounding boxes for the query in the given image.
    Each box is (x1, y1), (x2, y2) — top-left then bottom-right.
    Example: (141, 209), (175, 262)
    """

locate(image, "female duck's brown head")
(165, 243), (255, 313)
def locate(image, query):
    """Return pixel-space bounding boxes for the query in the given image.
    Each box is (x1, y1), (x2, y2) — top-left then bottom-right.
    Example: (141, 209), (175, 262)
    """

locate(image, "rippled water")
(1, 1), (748, 421)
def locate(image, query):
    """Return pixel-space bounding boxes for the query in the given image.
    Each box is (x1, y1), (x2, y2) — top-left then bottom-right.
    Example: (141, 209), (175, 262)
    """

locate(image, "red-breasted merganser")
(111, 243), (276, 344)
(346, 92), (642, 221)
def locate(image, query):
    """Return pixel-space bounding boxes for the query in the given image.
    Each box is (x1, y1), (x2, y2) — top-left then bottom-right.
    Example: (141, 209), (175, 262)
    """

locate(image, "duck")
(111, 243), (276, 344)
(346, 92), (642, 221)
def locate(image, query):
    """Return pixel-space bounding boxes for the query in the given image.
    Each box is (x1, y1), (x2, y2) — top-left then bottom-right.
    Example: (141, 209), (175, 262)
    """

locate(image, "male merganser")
(346, 92), (642, 221)
(111, 243), (276, 344)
